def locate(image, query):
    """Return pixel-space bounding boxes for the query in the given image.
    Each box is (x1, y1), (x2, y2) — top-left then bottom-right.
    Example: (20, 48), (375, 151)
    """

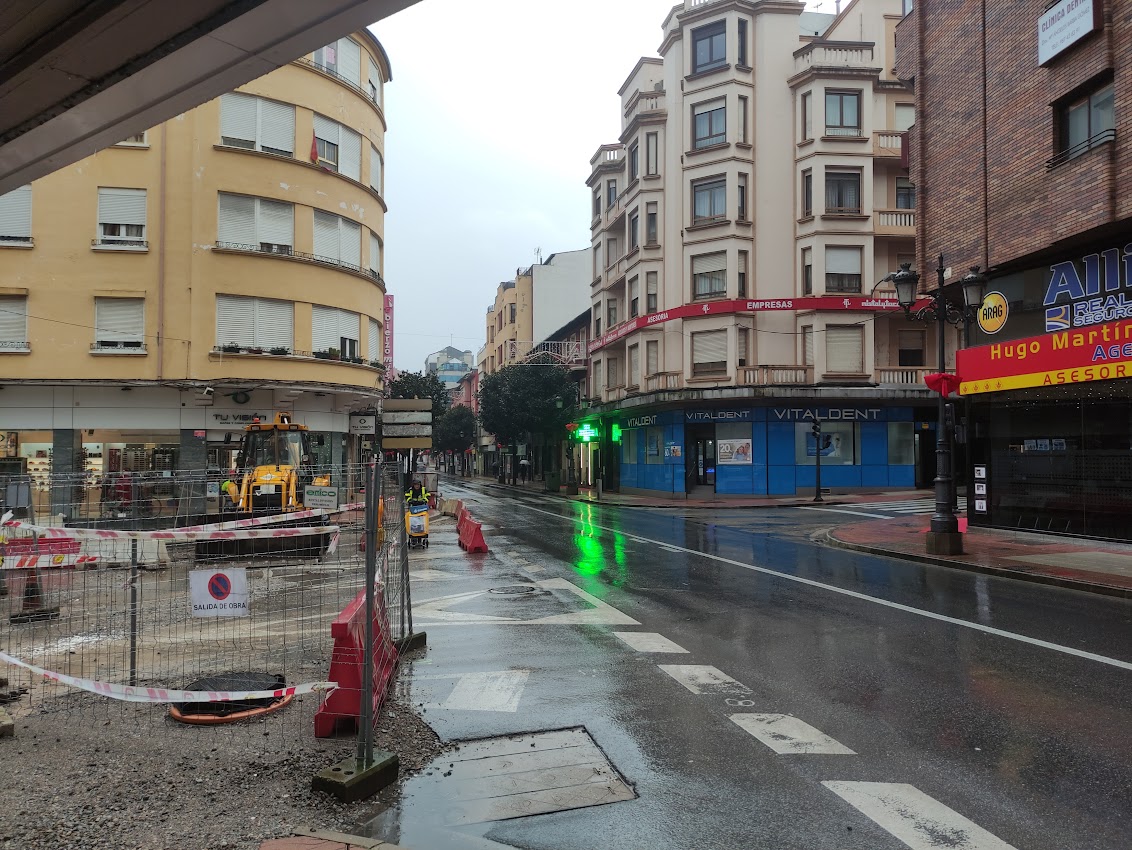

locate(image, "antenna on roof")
(535, 247), (543, 264)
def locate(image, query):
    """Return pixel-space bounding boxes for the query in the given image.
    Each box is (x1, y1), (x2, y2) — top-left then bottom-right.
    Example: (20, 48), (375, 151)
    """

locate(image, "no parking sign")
(189, 568), (249, 617)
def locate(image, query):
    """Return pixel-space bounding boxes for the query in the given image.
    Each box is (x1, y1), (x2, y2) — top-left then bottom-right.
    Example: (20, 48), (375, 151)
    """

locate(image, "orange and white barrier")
(0, 553), (98, 571)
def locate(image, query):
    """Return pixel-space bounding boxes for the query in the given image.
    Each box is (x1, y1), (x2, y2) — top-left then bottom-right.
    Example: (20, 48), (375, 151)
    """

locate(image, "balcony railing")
(876, 367), (929, 385)
(214, 241), (383, 284)
(873, 131), (904, 156)
(1046, 128), (1116, 170)
(875, 209), (915, 233)
(645, 372), (682, 393)
(589, 144), (624, 170)
(739, 365), (813, 386)
(795, 43), (876, 74)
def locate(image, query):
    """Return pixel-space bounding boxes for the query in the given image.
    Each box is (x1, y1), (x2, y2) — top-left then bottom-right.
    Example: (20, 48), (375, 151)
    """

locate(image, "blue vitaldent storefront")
(615, 405), (924, 497)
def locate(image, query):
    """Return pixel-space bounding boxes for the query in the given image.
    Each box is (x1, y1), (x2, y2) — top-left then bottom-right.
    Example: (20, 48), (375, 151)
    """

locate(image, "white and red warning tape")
(0, 651), (337, 703)
(0, 553), (98, 571)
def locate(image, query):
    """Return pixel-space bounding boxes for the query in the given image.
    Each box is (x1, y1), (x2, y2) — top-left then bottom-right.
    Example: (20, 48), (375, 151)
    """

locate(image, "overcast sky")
(371, 0), (828, 373)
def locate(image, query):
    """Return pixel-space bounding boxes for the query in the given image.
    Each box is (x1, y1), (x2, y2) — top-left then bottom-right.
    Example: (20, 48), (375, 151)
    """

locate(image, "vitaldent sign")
(1043, 244), (1132, 332)
(1037, 0), (1102, 65)
(773, 408), (882, 421)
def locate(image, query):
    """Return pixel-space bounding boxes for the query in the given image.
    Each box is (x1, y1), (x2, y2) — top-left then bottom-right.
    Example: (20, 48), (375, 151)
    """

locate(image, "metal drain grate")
(488, 585), (538, 595)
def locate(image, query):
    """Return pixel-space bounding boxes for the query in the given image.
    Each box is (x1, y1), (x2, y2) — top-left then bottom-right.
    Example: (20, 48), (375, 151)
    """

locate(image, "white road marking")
(410, 569), (462, 582)
(823, 782), (1019, 850)
(412, 578), (639, 627)
(729, 713), (855, 755)
(613, 631), (689, 653)
(797, 506), (894, 520)
(658, 664), (751, 695)
(506, 502), (1132, 672)
(442, 670), (530, 713)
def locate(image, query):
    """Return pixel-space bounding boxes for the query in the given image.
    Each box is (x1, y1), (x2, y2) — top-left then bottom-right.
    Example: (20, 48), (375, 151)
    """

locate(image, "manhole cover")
(488, 585), (537, 595)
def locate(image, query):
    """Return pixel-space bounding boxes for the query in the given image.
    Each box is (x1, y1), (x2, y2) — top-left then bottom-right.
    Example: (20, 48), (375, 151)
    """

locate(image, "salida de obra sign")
(189, 568), (250, 618)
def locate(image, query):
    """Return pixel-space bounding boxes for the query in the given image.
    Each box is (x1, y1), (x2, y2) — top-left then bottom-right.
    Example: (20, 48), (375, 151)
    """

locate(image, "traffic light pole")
(812, 421), (823, 503)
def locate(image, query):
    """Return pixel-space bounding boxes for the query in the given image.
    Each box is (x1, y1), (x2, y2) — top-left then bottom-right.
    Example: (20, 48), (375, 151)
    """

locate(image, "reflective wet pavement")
(355, 477), (1132, 850)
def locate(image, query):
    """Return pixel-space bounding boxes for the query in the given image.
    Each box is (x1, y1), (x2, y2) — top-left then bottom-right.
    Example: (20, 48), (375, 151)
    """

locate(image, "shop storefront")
(959, 237), (1132, 540)
(613, 405), (931, 497)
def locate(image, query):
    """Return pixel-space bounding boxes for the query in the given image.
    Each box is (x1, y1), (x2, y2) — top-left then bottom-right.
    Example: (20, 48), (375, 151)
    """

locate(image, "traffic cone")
(10, 569), (59, 624)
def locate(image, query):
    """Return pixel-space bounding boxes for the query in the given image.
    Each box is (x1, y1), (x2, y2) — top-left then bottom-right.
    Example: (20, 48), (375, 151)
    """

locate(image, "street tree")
(434, 404), (477, 474)
(478, 365), (578, 483)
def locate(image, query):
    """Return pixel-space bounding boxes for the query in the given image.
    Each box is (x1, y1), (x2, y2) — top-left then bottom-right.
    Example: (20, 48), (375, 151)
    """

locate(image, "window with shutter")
(312, 305), (338, 353)
(253, 298), (293, 351)
(802, 326), (814, 366)
(314, 211), (340, 262)
(646, 340), (658, 375)
(0, 296), (28, 349)
(369, 232), (381, 277)
(646, 271), (658, 312)
(607, 357), (620, 387)
(368, 318), (380, 363)
(368, 56), (383, 107)
(898, 330), (925, 367)
(217, 194), (255, 246)
(256, 199), (293, 253)
(629, 345), (640, 386)
(216, 295), (255, 348)
(338, 309), (359, 359)
(826, 325), (864, 373)
(258, 99), (295, 156)
(94, 298), (145, 348)
(340, 219), (361, 268)
(0, 185), (32, 245)
(738, 252), (748, 298)
(313, 115), (340, 171)
(370, 146), (382, 193)
(339, 127), (361, 181)
(97, 188), (146, 247)
(825, 246), (862, 293)
(313, 42), (338, 75)
(629, 276), (639, 317)
(692, 330), (727, 375)
(737, 326), (748, 367)
(219, 93), (257, 149)
(338, 38), (361, 86)
(692, 252), (726, 298)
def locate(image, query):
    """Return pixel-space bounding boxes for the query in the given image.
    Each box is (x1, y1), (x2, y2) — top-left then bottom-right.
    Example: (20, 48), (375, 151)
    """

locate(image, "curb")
(823, 530), (1132, 600)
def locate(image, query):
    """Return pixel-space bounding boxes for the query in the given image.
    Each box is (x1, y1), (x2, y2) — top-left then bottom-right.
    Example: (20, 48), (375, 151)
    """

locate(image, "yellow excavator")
(224, 413), (330, 515)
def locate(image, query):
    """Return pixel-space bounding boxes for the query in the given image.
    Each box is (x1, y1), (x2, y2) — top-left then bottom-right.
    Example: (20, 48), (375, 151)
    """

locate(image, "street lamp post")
(890, 255), (986, 556)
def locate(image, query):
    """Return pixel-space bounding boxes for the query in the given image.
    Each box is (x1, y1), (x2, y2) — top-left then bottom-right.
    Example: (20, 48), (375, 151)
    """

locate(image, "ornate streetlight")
(890, 255), (987, 555)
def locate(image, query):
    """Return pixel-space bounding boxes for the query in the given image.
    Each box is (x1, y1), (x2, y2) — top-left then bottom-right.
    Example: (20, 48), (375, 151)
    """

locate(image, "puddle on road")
(354, 727), (636, 848)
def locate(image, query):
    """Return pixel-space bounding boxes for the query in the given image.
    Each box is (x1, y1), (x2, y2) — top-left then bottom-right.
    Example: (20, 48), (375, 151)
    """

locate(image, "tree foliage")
(478, 365), (578, 445)
(385, 370), (450, 416)
(434, 404), (477, 454)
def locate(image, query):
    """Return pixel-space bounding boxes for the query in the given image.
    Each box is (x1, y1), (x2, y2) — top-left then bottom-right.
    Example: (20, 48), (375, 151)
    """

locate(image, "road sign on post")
(380, 399), (433, 451)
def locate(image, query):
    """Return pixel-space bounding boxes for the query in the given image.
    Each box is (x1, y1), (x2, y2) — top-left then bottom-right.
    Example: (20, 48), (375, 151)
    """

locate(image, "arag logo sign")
(977, 292), (1009, 335)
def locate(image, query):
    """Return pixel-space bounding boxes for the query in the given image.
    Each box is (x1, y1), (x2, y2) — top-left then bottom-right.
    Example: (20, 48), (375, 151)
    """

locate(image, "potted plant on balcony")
(326, 347), (340, 361)
(220, 343), (241, 354)
(269, 347), (290, 356)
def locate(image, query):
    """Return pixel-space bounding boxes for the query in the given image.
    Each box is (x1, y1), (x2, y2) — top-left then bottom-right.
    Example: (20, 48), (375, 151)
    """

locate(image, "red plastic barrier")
(458, 515), (488, 553)
(456, 508), (470, 536)
(313, 585), (397, 737)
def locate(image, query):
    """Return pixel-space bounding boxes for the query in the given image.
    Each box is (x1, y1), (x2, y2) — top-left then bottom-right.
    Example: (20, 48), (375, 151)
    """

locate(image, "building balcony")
(738, 365), (814, 386)
(874, 208), (915, 236)
(873, 131), (905, 158)
(794, 42), (877, 75)
(875, 367), (929, 387)
(645, 371), (682, 393)
(624, 90), (666, 124)
(589, 144), (624, 180)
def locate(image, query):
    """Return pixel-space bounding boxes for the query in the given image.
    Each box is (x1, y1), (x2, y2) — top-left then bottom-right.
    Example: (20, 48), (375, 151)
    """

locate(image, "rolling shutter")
(216, 295), (255, 347)
(826, 326), (863, 373)
(0, 185), (32, 241)
(803, 327), (814, 366)
(338, 38), (361, 86)
(254, 298), (293, 350)
(339, 127), (361, 181)
(97, 188), (146, 226)
(692, 329), (727, 364)
(312, 305), (338, 352)
(646, 340), (658, 374)
(629, 345), (639, 384)
(369, 231), (381, 275)
(219, 93), (256, 146)
(369, 145), (382, 192)
(257, 199), (293, 247)
(259, 100), (294, 154)
(338, 309), (359, 342)
(368, 318), (380, 362)
(95, 298), (144, 344)
(826, 246), (862, 274)
(0, 296), (27, 345)
(217, 194), (255, 245)
(313, 114), (338, 144)
(738, 253), (747, 274)
(368, 56), (382, 105)
(313, 211), (339, 261)
(692, 252), (726, 274)
(340, 219), (361, 268)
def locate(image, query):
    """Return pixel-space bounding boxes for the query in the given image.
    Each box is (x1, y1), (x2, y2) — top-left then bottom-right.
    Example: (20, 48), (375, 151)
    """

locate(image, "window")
(646, 272), (658, 312)
(737, 326), (749, 367)
(646, 133), (659, 175)
(509, 303), (517, 324)
(902, 0), (914, 13)
(692, 252), (727, 299)
(607, 299), (617, 327)
(629, 142), (639, 180)
(693, 177), (726, 224)
(315, 37), (361, 86)
(367, 55), (384, 108)
(96, 188), (146, 247)
(738, 252), (748, 298)
(737, 19), (748, 66)
(117, 132), (147, 145)
(607, 237), (620, 264)
(801, 92), (813, 141)
(593, 243), (602, 278)
(314, 115), (361, 180)
(693, 98), (726, 149)
(607, 179), (617, 208)
(646, 340), (659, 374)
(825, 170), (861, 214)
(646, 202), (658, 244)
(0, 185), (32, 245)
(217, 194), (294, 253)
(896, 177), (915, 209)
(629, 276), (640, 318)
(594, 314), (602, 337)
(593, 189), (602, 218)
(607, 357), (621, 387)
(692, 330), (727, 375)
(368, 316), (381, 363)
(894, 103), (915, 132)
(593, 360), (603, 394)
(737, 173), (748, 221)
(802, 247), (813, 295)
(801, 170), (813, 218)
(0, 296), (28, 350)
(801, 326), (814, 366)
(826, 325), (864, 373)
(216, 295), (294, 351)
(1060, 83), (1114, 158)
(219, 94), (294, 156)
(369, 231), (382, 278)
(313, 305), (359, 358)
(94, 297), (145, 349)
(825, 90), (861, 136)
(691, 21), (726, 73)
(898, 330), (925, 367)
(825, 246), (863, 293)
(738, 96), (748, 144)
(313, 210), (362, 268)
(370, 146), (383, 194)
(313, 42), (338, 75)
(629, 344), (640, 386)
(629, 210), (639, 249)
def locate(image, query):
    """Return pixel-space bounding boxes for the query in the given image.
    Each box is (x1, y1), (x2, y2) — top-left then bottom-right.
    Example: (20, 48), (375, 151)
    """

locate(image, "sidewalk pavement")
(452, 473), (1132, 599)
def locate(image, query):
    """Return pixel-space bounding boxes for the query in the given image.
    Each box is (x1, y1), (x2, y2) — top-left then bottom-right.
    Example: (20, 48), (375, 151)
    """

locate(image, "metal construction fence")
(0, 462), (413, 763)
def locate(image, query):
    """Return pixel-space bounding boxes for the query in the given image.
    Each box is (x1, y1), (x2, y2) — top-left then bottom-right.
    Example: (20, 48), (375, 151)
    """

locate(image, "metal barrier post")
(357, 461), (379, 769)
(128, 537), (139, 686)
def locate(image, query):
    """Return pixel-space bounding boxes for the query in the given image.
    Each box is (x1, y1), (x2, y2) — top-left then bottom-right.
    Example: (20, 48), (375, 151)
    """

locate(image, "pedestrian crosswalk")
(801, 497), (967, 518)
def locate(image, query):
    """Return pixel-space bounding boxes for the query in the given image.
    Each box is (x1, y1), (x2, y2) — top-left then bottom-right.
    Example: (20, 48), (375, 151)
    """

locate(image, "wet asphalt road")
(362, 476), (1132, 850)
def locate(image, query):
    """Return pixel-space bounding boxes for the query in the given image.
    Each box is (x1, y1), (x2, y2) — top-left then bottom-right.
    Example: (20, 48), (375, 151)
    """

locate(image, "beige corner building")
(0, 30), (392, 513)
(585, 0), (942, 497)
